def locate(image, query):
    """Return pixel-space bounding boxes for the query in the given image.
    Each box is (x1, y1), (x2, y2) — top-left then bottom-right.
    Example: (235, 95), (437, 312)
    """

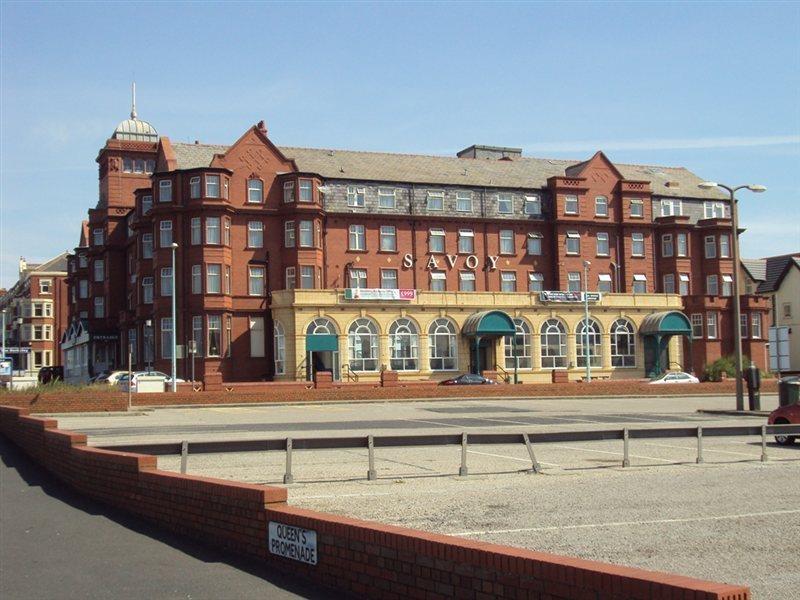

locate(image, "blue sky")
(1, 1), (798, 288)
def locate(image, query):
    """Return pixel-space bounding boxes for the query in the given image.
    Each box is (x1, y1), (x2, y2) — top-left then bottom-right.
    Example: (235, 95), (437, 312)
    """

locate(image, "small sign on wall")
(268, 521), (318, 565)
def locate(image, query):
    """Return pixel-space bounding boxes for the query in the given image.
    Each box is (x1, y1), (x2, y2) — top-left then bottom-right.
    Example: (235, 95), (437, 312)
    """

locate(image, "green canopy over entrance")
(306, 334), (338, 352)
(461, 310), (516, 337)
(639, 311), (692, 378)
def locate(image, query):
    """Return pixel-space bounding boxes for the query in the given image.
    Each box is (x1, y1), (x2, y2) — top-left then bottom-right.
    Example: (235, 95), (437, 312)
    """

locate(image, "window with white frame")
(504, 318), (532, 369)
(248, 221), (264, 248)
(187, 217), (199, 245)
(429, 318), (457, 370)
(389, 318), (418, 371)
(598, 273), (612, 293)
(299, 180), (313, 202)
(676, 232), (688, 256)
(631, 232), (645, 256)
(429, 228), (445, 253)
(381, 269), (398, 289)
(752, 313), (762, 338)
(141, 233), (153, 259)
(595, 196), (608, 217)
(458, 229), (474, 253)
(740, 314), (749, 339)
(630, 198), (643, 217)
(299, 220), (314, 247)
(633, 274), (647, 293)
(459, 271), (476, 291)
(273, 321), (286, 374)
(596, 232), (610, 256)
(500, 271), (517, 292)
(719, 234), (731, 258)
(285, 267), (295, 290)
(497, 193), (513, 214)
(248, 266), (265, 295)
(704, 235), (716, 259)
(427, 190), (444, 210)
(380, 226), (397, 252)
(663, 273), (675, 293)
(662, 234), (674, 257)
(189, 176), (201, 199)
(691, 313), (703, 338)
(430, 270), (446, 291)
(93, 228), (104, 246)
(93, 259), (104, 282)
(704, 201), (725, 219)
(567, 272), (581, 292)
(346, 186), (365, 207)
(249, 317), (265, 358)
(564, 195), (578, 215)
(297, 265), (313, 289)
(524, 195), (541, 216)
(159, 220), (172, 247)
(225, 266), (231, 294)
(38, 279), (51, 294)
(706, 274), (719, 295)
(707, 312), (718, 339)
(206, 264), (221, 294)
(159, 180), (172, 203)
(191, 316), (203, 358)
(93, 296), (104, 318)
(540, 319), (567, 368)
(160, 317), (173, 358)
(283, 181), (295, 203)
(284, 221), (295, 248)
(349, 268), (367, 289)
(499, 230), (515, 254)
(566, 231), (580, 255)
(160, 267), (172, 296)
(207, 315), (221, 357)
(191, 265), (201, 294)
(527, 233), (542, 255)
(721, 274), (733, 296)
(660, 198), (682, 217)
(206, 217), (221, 245)
(348, 318), (379, 372)
(576, 318), (602, 368)
(349, 224), (365, 250)
(247, 179), (263, 203)
(141, 194), (153, 215)
(79, 254), (88, 268)
(456, 191), (473, 212)
(378, 187), (396, 209)
(79, 279), (88, 298)
(528, 272), (544, 292)
(611, 318), (636, 367)
(679, 273), (690, 295)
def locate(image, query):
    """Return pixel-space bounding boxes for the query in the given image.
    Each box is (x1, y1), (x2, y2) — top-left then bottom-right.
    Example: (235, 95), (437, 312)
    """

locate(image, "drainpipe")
(410, 184), (417, 290)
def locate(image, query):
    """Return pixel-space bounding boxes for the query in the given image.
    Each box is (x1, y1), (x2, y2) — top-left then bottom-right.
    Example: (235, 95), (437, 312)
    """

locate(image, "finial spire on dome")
(131, 82), (137, 120)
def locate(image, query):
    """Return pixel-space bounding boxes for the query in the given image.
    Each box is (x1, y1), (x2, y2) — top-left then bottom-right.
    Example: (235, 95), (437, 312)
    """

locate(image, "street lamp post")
(698, 182), (766, 411)
(1, 309), (6, 359)
(583, 260), (591, 382)
(170, 242), (178, 393)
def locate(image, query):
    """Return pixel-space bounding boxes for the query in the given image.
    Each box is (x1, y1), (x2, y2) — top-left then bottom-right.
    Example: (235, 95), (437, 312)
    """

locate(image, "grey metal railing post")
(522, 433), (542, 473)
(367, 435), (377, 481)
(622, 428), (630, 468)
(761, 425), (768, 462)
(696, 426), (704, 464)
(180, 440), (188, 474)
(283, 438), (294, 484)
(459, 432), (468, 476)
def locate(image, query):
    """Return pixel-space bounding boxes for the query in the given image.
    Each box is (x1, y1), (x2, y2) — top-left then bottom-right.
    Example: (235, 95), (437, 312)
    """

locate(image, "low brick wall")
(0, 378), (777, 414)
(1, 404), (750, 599)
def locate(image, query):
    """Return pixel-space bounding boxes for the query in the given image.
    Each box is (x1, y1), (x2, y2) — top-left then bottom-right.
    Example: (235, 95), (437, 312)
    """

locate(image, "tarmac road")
(0, 437), (335, 600)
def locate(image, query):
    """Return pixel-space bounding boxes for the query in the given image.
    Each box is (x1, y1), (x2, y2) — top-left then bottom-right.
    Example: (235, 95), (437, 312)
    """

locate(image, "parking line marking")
(550, 444), (674, 463)
(403, 417), (467, 428)
(644, 441), (761, 458)
(467, 449), (560, 468)
(452, 508), (800, 536)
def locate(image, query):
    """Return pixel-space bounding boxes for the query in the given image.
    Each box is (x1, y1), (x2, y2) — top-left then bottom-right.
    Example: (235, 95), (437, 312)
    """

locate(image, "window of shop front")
(576, 318), (602, 368)
(504, 318), (532, 369)
(273, 321), (286, 375)
(429, 318), (457, 371)
(207, 315), (221, 357)
(611, 318), (636, 367)
(389, 318), (418, 371)
(540, 319), (567, 369)
(348, 318), (379, 372)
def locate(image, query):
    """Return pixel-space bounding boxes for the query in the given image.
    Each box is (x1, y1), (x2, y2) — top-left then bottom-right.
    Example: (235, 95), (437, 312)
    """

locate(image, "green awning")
(306, 334), (338, 352)
(639, 311), (692, 338)
(461, 310), (515, 337)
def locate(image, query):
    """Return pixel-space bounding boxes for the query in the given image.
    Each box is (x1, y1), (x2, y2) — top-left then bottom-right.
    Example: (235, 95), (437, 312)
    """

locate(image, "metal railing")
(99, 424), (800, 484)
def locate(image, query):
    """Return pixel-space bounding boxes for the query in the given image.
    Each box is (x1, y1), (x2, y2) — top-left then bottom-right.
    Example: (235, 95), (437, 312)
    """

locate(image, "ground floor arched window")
(389, 318), (418, 371)
(611, 318), (636, 367)
(504, 318), (532, 369)
(429, 318), (457, 371)
(576, 318), (602, 368)
(540, 319), (567, 369)
(348, 318), (379, 372)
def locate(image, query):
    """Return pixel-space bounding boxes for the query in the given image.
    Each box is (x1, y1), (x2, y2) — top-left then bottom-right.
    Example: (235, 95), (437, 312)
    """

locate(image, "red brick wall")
(0, 405), (750, 600)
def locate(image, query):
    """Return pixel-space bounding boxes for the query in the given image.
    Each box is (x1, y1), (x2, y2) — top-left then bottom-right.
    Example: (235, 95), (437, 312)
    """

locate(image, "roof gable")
(565, 151), (625, 181)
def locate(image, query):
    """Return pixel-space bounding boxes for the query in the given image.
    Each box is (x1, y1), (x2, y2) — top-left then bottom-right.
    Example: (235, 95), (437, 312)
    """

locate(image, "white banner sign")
(268, 521), (318, 565)
(344, 288), (416, 301)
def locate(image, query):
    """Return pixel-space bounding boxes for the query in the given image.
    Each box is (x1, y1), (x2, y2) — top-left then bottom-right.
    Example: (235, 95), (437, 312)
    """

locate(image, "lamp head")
(747, 184), (767, 193)
(171, 242), (179, 249)
(698, 181), (718, 190)
(583, 260), (591, 268)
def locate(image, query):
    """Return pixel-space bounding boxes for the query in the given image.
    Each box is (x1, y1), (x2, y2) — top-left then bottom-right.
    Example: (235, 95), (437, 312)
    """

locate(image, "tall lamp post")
(170, 242), (179, 393)
(698, 182), (766, 411)
(583, 260), (591, 382)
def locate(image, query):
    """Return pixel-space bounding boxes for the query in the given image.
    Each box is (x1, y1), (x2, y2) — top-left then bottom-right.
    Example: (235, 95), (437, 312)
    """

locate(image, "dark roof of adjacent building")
(169, 142), (728, 200)
(756, 253), (800, 294)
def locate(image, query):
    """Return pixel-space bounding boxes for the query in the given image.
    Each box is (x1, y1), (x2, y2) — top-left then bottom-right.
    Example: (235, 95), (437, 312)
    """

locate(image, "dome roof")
(113, 117), (158, 141)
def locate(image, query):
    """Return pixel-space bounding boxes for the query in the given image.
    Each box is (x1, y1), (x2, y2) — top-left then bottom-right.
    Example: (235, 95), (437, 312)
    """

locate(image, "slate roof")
(170, 142), (728, 200)
(757, 253), (800, 294)
(741, 258), (767, 282)
(26, 252), (68, 275)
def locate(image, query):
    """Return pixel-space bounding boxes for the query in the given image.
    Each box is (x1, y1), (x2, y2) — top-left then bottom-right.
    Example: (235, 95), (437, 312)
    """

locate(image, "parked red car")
(768, 404), (799, 446)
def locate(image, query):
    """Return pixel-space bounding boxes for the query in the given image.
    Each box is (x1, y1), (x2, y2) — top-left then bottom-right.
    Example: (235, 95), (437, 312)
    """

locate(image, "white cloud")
(522, 135), (800, 153)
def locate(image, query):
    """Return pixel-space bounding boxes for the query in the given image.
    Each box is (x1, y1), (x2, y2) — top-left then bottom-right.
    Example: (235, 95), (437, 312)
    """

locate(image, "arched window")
(307, 317), (337, 336)
(274, 321), (286, 375)
(611, 319), (636, 367)
(429, 318), (457, 371)
(576, 319), (602, 368)
(540, 319), (567, 369)
(389, 318), (418, 371)
(348, 318), (379, 372)
(504, 318), (531, 369)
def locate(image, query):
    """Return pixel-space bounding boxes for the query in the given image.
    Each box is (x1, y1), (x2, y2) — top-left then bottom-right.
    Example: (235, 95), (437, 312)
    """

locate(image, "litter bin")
(744, 364), (761, 411)
(778, 376), (800, 407)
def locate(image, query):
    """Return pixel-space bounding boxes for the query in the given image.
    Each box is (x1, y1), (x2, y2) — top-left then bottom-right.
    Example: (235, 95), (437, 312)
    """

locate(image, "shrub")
(703, 354), (751, 382)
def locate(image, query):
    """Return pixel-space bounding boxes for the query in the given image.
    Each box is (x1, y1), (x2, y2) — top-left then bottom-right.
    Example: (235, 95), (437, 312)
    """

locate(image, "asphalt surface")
(0, 437), (334, 600)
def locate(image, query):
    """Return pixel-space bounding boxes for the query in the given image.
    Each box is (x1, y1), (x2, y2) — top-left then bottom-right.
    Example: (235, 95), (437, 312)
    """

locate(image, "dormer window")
(284, 181), (295, 203)
(141, 194), (153, 215)
(497, 193), (513, 214)
(299, 180), (313, 202)
(206, 175), (220, 198)
(524, 195), (541, 216)
(347, 186), (365, 207)
(426, 191), (444, 211)
(189, 176), (201, 199)
(247, 179), (264, 203)
(159, 180), (172, 203)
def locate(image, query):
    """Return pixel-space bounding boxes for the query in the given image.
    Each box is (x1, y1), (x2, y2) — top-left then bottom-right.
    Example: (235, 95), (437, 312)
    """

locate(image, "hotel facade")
(61, 105), (769, 386)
